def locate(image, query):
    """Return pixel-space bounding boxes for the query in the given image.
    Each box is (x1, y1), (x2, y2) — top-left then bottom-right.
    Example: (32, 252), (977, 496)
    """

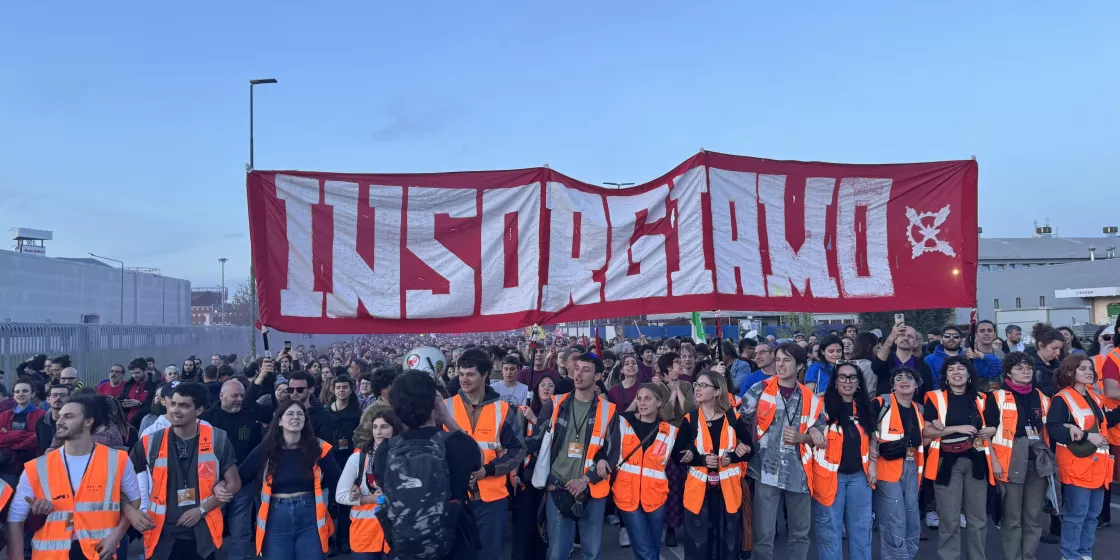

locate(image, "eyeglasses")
(286, 387), (308, 394)
(837, 375), (860, 383)
(943, 334), (962, 340)
(60, 377), (78, 382)
(893, 373), (917, 382)
(692, 382), (715, 390)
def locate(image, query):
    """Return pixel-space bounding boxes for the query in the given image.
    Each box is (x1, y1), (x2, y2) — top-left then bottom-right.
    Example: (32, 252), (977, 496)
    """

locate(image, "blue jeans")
(470, 498), (508, 560)
(225, 483), (256, 560)
(814, 472), (873, 560)
(618, 506), (665, 560)
(1061, 484), (1105, 559)
(262, 494), (327, 560)
(545, 494), (606, 560)
(874, 459), (921, 560)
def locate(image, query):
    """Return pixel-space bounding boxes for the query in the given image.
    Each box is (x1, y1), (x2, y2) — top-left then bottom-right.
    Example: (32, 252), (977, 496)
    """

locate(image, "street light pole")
(218, 258), (228, 325)
(248, 78), (277, 355)
(89, 253), (124, 324)
(604, 182), (635, 189)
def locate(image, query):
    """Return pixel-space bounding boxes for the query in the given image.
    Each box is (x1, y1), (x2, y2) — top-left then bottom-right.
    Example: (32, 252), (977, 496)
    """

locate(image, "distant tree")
(858, 308), (955, 337)
(226, 280), (253, 326)
(776, 312), (817, 338)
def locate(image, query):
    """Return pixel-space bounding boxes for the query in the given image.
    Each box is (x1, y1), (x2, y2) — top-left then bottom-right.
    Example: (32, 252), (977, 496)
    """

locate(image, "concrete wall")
(0, 250), (190, 325)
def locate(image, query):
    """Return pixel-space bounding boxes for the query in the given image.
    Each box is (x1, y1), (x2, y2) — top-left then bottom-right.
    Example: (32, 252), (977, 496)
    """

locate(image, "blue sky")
(1, 1), (1116, 290)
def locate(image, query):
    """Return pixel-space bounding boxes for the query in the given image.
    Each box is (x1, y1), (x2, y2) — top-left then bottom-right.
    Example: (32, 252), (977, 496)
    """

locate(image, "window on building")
(994, 298), (1000, 309)
(1022, 263), (1031, 268)
(1040, 296), (1046, 307)
(1015, 297), (1022, 309)
(1009, 264), (1017, 269)
(981, 264), (990, 272)
(997, 264), (1006, 270)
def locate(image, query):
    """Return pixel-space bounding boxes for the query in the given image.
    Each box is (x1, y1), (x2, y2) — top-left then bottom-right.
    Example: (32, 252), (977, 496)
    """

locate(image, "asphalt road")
(63, 492), (1120, 559)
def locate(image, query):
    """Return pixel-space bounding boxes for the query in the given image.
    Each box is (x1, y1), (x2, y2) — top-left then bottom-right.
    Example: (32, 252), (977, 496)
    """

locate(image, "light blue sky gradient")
(1, 1), (1116, 289)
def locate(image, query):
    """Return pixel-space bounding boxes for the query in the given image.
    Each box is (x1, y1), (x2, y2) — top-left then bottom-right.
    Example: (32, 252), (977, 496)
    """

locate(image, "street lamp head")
(250, 78), (278, 85)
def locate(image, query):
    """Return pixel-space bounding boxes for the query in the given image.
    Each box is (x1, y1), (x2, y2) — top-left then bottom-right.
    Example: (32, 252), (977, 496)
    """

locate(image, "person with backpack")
(337, 409), (406, 559)
(238, 399), (342, 560)
(373, 369), (482, 560)
(528, 352), (618, 560)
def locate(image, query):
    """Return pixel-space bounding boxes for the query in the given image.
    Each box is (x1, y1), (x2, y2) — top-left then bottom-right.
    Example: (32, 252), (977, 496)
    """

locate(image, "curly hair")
(390, 370), (437, 429)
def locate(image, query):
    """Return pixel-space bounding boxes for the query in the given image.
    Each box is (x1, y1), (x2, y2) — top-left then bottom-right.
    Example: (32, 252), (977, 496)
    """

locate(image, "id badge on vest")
(338, 438), (350, 451)
(63, 512), (74, 532)
(1025, 425), (1040, 441)
(177, 487), (198, 507)
(567, 442), (583, 459)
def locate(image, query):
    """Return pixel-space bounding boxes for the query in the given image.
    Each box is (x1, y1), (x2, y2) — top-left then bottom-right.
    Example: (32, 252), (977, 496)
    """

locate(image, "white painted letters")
(759, 175), (840, 298)
(480, 183), (541, 315)
(276, 174), (324, 317)
(323, 181), (402, 319)
(605, 186), (670, 301)
(541, 183), (607, 312)
(668, 166), (714, 296)
(709, 169), (766, 296)
(405, 187), (477, 318)
(837, 178), (894, 297)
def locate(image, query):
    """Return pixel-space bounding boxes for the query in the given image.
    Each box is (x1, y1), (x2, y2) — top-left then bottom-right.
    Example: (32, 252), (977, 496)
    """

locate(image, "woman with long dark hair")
(510, 375), (554, 560)
(811, 361), (875, 560)
(1059, 326), (1087, 356)
(239, 400), (342, 560)
(921, 356), (998, 560)
(805, 336), (844, 395)
(337, 409), (405, 559)
(1029, 323), (1065, 396)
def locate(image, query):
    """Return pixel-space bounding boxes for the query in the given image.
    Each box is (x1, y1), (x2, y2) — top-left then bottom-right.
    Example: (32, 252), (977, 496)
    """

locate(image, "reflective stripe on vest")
(683, 407), (742, 515)
(448, 396), (509, 502)
(26, 445), (125, 559)
(348, 450), (390, 554)
(142, 424), (225, 559)
(811, 401), (870, 506)
(923, 390), (994, 484)
(990, 389), (1051, 483)
(1055, 388), (1115, 488)
(873, 395), (925, 488)
(611, 417), (678, 513)
(754, 376), (820, 497)
(549, 393), (616, 499)
(256, 440), (335, 556)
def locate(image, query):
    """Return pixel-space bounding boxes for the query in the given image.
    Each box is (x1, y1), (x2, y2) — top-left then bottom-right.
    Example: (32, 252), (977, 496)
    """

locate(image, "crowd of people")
(0, 316), (1117, 560)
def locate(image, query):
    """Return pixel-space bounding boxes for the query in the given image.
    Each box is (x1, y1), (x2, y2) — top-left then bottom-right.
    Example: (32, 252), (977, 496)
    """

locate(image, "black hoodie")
(1028, 347), (1059, 397)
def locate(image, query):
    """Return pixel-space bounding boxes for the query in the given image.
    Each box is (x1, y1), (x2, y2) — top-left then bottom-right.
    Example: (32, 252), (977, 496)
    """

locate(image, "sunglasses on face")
(943, 334), (961, 340)
(1103, 335), (1113, 342)
(286, 387), (308, 394)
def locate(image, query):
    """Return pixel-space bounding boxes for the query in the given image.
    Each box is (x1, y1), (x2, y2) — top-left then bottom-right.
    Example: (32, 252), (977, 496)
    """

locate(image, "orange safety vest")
(548, 393), (616, 499)
(447, 395), (511, 502)
(683, 407), (743, 515)
(990, 389), (1050, 483)
(923, 390), (994, 485)
(348, 449), (389, 555)
(611, 417), (678, 513)
(1054, 387), (1115, 489)
(873, 394), (924, 487)
(811, 401), (870, 506)
(1092, 350), (1120, 446)
(142, 424), (224, 559)
(25, 445), (126, 559)
(755, 376), (821, 497)
(256, 440), (335, 555)
(0, 477), (12, 511)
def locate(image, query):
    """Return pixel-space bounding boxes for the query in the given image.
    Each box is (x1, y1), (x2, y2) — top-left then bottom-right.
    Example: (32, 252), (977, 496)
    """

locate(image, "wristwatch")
(199, 504), (209, 516)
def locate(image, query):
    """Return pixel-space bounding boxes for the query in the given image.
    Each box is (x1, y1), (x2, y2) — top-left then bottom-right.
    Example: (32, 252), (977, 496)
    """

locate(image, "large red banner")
(247, 151), (978, 334)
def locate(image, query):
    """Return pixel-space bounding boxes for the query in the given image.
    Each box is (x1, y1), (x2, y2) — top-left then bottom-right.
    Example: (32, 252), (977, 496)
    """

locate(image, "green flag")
(691, 312), (706, 343)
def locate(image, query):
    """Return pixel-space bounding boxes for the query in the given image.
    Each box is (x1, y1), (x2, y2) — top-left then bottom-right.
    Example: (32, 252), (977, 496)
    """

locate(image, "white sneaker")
(960, 514), (967, 528)
(619, 528), (631, 548)
(926, 511), (939, 528)
(607, 514), (620, 525)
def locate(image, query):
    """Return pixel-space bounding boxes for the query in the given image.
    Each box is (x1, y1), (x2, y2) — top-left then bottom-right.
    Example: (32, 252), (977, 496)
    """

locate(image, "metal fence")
(0, 323), (253, 386)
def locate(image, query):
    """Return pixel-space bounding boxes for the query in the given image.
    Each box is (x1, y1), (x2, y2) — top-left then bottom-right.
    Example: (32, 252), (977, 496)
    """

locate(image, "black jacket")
(1028, 348), (1059, 397)
(529, 393), (617, 485)
(306, 402), (335, 442)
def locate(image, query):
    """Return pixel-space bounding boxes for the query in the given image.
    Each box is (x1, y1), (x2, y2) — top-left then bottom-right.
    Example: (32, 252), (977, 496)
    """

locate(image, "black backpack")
(377, 431), (457, 560)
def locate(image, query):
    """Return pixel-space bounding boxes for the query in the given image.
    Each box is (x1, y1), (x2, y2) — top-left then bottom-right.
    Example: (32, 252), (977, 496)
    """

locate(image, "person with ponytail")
(1029, 323), (1066, 397)
(336, 409), (405, 559)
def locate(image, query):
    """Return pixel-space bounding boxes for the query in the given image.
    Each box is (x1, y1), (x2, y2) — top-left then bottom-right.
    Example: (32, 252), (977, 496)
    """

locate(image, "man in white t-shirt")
(7, 394), (147, 557)
(491, 355), (529, 407)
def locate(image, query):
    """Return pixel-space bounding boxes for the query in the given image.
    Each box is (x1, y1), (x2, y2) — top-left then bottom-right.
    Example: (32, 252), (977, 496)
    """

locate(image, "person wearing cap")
(605, 382), (678, 560)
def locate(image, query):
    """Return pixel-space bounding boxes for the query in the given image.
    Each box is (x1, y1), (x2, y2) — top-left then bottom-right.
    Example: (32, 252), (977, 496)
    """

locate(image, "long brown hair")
(1054, 354), (1094, 391)
(260, 400), (321, 483)
(696, 370), (731, 415)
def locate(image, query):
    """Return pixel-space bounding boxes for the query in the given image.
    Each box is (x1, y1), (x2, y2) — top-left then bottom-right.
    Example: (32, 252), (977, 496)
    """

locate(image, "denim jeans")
(225, 483), (256, 560)
(813, 472), (873, 560)
(262, 494), (327, 560)
(1061, 484), (1105, 560)
(545, 494), (606, 560)
(874, 458), (921, 560)
(470, 498), (508, 560)
(618, 506), (665, 560)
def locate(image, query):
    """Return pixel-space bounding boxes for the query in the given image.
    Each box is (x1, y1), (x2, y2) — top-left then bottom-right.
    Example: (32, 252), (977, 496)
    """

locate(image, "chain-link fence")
(0, 323), (253, 386)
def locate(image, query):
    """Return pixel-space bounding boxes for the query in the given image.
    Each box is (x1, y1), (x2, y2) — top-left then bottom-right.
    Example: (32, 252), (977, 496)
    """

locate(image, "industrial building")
(2, 228), (191, 325)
